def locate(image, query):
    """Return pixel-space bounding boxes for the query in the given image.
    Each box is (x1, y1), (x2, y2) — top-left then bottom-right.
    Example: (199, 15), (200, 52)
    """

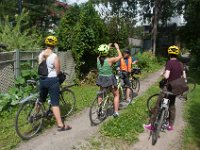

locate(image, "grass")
(183, 72), (200, 150)
(0, 85), (98, 150)
(73, 82), (160, 150)
(100, 83), (160, 143)
(0, 61), (163, 150)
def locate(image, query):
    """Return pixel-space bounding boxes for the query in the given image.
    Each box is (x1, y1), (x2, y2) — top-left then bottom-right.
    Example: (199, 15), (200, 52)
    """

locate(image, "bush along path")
(15, 68), (164, 150)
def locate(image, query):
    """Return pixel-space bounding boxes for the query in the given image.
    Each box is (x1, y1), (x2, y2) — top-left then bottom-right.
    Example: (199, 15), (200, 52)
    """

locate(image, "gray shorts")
(96, 74), (117, 88)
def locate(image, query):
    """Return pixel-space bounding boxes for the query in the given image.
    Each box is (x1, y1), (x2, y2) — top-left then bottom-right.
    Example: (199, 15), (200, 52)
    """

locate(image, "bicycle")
(180, 57), (196, 93)
(149, 90), (174, 145)
(15, 75), (76, 140)
(89, 72), (134, 125)
(130, 68), (141, 94)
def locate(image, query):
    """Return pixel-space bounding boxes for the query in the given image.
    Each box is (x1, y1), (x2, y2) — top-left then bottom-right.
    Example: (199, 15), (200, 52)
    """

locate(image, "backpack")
(38, 60), (48, 76)
(58, 71), (66, 84)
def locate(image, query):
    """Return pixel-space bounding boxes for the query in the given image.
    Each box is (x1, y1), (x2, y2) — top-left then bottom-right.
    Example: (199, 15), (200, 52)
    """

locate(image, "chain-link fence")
(0, 50), (76, 93)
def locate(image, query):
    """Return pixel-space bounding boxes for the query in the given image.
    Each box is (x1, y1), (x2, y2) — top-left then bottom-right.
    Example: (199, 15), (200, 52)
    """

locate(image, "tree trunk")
(152, 0), (159, 55)
(18, 0), (22, 14)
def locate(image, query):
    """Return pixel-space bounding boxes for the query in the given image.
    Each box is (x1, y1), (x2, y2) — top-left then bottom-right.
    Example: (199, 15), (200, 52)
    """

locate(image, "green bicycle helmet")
(98, 44), (109, 56)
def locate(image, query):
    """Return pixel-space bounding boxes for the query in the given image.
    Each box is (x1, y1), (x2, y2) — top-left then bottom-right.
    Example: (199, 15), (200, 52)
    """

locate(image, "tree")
(0, 10), (41, 51)
(0, 0), (17, 20)
(93, 0), (138, 23)
(57, 2), (108, 74)
(139, 0), (183, 54)
(180, 0), (200, 64)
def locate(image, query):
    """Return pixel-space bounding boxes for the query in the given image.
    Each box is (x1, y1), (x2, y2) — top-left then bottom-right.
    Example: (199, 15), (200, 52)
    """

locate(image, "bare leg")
(52, 106), (63, 127)
(112, 88), (120, 113)
(126, 88), (131, 101)
(98, 87), (103, 105)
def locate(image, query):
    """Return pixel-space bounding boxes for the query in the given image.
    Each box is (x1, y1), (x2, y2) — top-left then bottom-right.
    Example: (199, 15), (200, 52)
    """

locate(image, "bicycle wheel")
(89, 96), (113, 125)
(15, 98), (44, 140)
(123, 87), (134, 103)
(152, 109), (165, 145)
(131, 77), (140, 93)
(59, 88), (76, 118)
(187, 77), (196, 92)
(147, 94), (160, 114)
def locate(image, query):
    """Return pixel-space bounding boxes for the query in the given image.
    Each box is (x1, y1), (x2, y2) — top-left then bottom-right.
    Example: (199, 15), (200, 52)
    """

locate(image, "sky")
(64, 0), (88, 4)
(60, 0), (184, 26)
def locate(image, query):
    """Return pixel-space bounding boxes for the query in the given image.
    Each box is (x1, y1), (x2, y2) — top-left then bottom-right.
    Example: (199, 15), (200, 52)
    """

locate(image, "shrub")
(0, 10), (42, 51)
(57, 2), (108, 75)
(136, 51), (164, 72)
(0, 68), (37, 112)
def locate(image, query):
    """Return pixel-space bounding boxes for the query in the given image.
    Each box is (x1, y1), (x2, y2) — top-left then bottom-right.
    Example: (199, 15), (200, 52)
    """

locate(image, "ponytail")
(99, 56), (106, 67)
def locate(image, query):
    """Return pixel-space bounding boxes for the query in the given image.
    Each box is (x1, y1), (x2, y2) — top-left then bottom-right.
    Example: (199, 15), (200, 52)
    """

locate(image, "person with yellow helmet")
(144, 45), (187, 131)
(37, 36), (72, 131)
(96, 43), (122, 117)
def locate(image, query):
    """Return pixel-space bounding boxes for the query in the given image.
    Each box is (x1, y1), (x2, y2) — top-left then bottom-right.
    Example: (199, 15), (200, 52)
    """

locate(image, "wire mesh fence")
(0, 50), (76, 93)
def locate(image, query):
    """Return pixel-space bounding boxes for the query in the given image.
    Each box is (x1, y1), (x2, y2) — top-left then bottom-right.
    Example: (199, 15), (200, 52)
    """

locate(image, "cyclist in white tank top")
(37, 36), (71, 131)
(39, 51), (57, 77)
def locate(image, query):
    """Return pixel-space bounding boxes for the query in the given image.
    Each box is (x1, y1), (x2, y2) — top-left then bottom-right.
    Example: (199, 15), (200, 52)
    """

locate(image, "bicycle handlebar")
(27, 79), (37, 85)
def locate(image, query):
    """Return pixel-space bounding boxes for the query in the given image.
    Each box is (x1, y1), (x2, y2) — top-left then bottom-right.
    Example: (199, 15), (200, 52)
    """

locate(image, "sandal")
(57, 125), (72, 131)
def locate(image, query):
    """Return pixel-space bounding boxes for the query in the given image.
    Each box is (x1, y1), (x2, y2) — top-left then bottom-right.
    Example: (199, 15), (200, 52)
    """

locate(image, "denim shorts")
(39, 77), (60, 106)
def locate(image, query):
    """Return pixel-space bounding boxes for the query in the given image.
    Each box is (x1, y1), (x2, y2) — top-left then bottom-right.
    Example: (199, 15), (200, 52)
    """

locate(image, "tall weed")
(0, 10), (41, 51)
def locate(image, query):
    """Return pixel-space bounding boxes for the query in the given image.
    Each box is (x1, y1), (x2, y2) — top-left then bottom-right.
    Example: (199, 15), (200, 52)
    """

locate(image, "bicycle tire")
(147, 94), (160, 114)
(89, 95), (113, 126)
(15, 100), (44, 140)
(187, 77), (196, 92)
(152, 109), (165, 145)
(59, 88), (76, 118)
(131, 77), (140, 93)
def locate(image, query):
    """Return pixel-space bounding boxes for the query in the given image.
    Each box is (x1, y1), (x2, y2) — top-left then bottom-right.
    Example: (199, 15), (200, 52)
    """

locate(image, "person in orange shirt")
(117, 49), (138, 103)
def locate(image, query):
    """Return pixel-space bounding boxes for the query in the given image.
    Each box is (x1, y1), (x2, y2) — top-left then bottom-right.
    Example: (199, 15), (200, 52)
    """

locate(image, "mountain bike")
(149, 91), (174, 145)
(130, 68), (141, 94)
(181, 60), (196, 93)
(116, 71), (134, 104)
(89, 73), (134, 125)
(15, 76), (76, 140)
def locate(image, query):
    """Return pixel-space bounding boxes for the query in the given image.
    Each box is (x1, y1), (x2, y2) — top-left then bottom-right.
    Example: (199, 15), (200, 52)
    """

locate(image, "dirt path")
(130, 91), (185, 149)
(15, 69), (165, 150)
(130, 99), (185, 150)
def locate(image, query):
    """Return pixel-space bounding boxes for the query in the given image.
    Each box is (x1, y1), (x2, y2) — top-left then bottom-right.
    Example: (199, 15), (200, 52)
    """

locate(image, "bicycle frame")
(97, 88), (111, 109)
(116, 74), (125, 100)
(18, 93), (39, 104)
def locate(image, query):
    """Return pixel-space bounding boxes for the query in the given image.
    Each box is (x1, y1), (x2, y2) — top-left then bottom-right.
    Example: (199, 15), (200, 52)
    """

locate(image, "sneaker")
(143, 124), (154, 131)
(97, 107), (102, 117)
(113, 112), (119, 118)
(126, 99), (132, 104)
(167, 125), (174, 131)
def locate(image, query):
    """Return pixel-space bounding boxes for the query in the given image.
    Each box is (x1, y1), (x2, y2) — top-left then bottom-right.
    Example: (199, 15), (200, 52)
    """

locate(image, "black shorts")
(121, 71), (131, 87)
(39, 77), (60, 106)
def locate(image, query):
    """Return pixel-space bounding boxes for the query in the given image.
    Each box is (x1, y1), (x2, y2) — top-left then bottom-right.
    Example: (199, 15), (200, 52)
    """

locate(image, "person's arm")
(162, 61), (171, 79)
(108, 43), (122, 64)
(163, 70), (170, 79)
(54, 55), (61, 75)
(132, 56), (138, 65)
(38, 51), (44, 64)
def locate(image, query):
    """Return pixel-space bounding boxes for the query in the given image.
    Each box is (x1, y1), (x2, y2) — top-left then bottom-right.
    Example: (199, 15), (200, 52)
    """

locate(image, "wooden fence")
(0, 50), (76, 93)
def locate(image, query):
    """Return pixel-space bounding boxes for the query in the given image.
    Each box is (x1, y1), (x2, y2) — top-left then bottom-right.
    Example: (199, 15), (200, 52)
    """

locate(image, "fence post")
(14, 49), (20, 78)
(31, 52), (34, 68)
